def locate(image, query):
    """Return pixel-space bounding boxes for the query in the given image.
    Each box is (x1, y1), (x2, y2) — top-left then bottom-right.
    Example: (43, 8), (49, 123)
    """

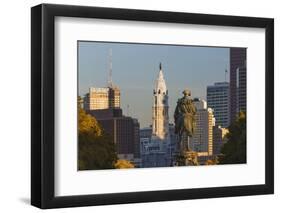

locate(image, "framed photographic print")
(31, 3), (274, 209)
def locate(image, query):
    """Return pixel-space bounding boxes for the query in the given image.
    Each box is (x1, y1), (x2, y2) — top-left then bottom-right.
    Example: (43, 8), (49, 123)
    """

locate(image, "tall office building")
(190, 98), (215, 155)
(83, 86), (120, 110)
(87, 108), (140, 164)
(109, 86), (121, 108)
(83, 87), (108, 110)
(83, 49), (121, 111)
(238, 66), (247, 113)
(83, 50), (140, 164)
(207, 82), (230, 128)
(133, 119), (141, 159)
(230, 48), (247, 123)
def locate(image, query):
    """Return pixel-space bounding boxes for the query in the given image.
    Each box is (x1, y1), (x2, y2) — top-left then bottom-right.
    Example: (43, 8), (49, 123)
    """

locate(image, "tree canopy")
(115, 159), (134, 169)
(219, 112), (246, 164)
(78, 102), (117, 170)
(78, 107), (102, 136)
(205, 158), (218, 165)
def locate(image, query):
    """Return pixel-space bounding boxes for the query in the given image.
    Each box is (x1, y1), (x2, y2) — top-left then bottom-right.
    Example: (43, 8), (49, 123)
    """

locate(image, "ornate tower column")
(152, 63), (170, 140)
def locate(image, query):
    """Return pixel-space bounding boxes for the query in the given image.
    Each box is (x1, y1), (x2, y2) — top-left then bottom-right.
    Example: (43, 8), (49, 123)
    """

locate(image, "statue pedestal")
(184, 151), (198, 166)
(175, 151), (198, 166)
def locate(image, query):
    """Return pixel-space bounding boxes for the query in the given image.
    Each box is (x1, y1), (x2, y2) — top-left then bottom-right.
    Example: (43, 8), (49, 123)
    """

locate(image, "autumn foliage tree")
(115, 159), (134, 169)
(219, 112), (246, 164)
(205, 158), (218, 165)
(78, 100), (117, 170)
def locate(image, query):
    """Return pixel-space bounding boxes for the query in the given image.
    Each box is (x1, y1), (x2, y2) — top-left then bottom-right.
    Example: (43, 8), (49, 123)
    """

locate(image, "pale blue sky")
(78, 41), (229, 128)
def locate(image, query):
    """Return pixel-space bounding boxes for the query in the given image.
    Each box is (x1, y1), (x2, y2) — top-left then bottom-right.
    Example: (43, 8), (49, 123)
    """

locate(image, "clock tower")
(152, 63), (170, 141)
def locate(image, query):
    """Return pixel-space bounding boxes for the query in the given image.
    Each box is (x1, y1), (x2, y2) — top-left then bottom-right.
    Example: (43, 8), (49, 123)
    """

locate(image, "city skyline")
(78, 41), (230, 128)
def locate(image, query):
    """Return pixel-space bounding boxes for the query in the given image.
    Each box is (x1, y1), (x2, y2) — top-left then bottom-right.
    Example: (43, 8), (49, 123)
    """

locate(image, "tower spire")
(155, 62), (167, 93)
(152, 63), (169, 140)
(108, 49), (113, 87)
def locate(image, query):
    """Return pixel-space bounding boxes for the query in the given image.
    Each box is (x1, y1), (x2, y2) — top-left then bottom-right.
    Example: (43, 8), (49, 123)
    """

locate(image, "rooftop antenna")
(159, 62), (162, 70)
(127, 104), (130, 116)
(225, 68), (228, 82)
(107, 49), (113, 87)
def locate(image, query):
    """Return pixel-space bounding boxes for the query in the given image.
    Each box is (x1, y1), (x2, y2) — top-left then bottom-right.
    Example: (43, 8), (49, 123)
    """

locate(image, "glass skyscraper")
(207, 82), (230, 128)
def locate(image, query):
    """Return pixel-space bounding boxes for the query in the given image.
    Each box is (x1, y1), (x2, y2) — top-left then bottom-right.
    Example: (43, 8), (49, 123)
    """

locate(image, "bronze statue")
(174, 89), (196, 152)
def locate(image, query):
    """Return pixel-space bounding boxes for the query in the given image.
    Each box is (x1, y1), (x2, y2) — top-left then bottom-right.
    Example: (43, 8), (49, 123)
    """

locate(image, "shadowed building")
(238, 65), (247, 113)
(229, 48), (247, 123)
(87, 108), (140, 164)
(83, 49), (140, 164)
(213, 125), (229, 155)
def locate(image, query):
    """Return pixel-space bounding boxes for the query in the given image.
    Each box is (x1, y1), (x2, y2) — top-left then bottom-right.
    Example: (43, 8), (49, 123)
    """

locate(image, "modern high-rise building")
(83, 50), (140, 164)
(133, 119), (141, 159)
(238, 66), (247, 113)
(229, 48), (247, 123)
(83, 86), (120, 110)
(83, 49), (121, 111)
(190, 98), (215, 155)
(87, 108), (140, 164)
(108, 86), (121, 108)
(207, 82), (230, 128)
(83, 87), (109, 110)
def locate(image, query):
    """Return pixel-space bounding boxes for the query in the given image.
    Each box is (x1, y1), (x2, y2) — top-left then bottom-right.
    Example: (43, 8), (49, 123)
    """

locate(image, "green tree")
(219, 112), (246, 164)
(78, 101), (117, 170)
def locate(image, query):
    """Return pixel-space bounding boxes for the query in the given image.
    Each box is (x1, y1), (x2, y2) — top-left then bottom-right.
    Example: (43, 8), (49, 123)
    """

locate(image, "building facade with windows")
(87, 108), (140, 165)
(83, 86), (120, 110)
(229, 48), (247, 123)
(190, 98), (215, 155)
(207, 82), (230, 128)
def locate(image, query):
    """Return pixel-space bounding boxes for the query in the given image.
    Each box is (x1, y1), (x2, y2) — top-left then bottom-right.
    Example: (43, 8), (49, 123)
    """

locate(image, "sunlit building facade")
(83, 86), (120, 110)
(190, 98), (215, 155)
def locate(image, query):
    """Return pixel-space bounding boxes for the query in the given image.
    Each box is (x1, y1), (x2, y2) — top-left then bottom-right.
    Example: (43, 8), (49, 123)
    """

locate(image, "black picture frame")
(31, 3), (274, 209)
